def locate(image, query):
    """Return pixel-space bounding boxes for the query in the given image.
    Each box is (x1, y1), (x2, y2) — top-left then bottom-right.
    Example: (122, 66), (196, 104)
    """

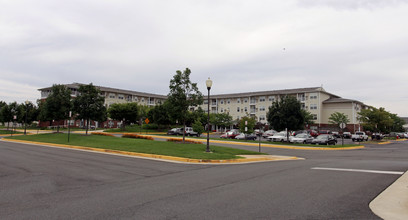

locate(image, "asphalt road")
(1, 139), (407, 219)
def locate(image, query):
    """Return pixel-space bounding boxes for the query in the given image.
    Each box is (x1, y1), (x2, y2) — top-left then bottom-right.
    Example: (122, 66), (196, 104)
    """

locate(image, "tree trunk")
(57, 121), (60, 133)
(182, 122), (186, 144)
(86, 119), (89, 135)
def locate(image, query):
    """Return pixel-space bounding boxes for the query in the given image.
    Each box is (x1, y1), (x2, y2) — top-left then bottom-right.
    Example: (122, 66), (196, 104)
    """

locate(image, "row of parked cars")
(167, 127), (200, 137)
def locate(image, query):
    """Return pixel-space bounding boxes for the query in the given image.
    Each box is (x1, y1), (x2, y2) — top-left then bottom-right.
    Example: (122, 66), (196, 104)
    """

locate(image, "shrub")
(166, 138), (203, 144)
(122, 133), (154, 140)
(91, 132), (115, 137)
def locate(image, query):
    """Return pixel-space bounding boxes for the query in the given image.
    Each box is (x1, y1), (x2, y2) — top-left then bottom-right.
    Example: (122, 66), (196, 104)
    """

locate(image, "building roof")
(39, 83), (167, 99)
(207, 87), (340, 99)
(323, 97), (365, 105)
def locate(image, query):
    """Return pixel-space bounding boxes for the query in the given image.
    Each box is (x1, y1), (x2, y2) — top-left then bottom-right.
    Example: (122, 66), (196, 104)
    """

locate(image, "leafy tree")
(17, 101), (39, 126)
(239, 115), (256, 135)
(390, 113), (405, 132)
(358, 107), (393, 133)
(210, 113), (233, 131)
(167, 68), (203, 143)
(302, 109), (314, 127)
(0, 102), (18, 130)
(192, 119), (204, 136)
(148, 102), (172, 127)
(0, 101), (6, 126)
(43, 84), (72, 132)
(108, 103), (139, 130)
(267, 96), (305, 141)
(73, 83), (106, 135)
(328, 112), (350, 128)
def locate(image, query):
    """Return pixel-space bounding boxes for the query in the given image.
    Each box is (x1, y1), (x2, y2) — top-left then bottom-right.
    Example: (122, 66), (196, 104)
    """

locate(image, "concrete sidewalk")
(370, 171), (408, 220)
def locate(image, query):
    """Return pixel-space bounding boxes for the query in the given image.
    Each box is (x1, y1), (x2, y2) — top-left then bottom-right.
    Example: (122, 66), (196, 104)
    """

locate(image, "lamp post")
(24, 100), (29, 135)
(206, 77), (213, 153)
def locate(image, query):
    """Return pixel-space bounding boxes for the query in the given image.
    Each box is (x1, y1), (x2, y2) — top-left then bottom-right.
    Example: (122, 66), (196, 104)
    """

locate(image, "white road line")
(311, 167), (404, 175)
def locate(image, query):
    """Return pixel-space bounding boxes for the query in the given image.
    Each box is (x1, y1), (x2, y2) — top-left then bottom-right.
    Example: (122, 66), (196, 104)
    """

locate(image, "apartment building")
(39, 83), (167, 108)
(200, 87), (367, 132)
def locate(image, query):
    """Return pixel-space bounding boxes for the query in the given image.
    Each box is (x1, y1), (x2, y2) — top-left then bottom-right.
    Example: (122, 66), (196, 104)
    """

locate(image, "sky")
(1, 0), (407, 116)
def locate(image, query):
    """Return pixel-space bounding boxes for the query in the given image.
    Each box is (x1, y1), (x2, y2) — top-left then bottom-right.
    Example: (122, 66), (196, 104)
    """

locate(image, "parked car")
(371, 133), (384, 140)
(262, 130), (277, 138)
(266, 132), (289, 142)
(289, 133), (314, 144)
(318, 130), (332, 135)
(220, 129), (240, 139)
(308, 130), (319, 137)
(351, 132), (368, 142)
(235, 133), (257, 140)
(178, 127), (199, 137)
(312, 134), (337, 145)
(293, 130), (307, 136)
(331, 131), (341, 138)
(343, 132), (352, 139)
(167, 128), (181, 135)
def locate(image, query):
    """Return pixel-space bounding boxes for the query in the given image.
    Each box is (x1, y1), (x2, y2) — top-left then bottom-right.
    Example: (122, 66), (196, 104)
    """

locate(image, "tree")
(358, 107), (393, 133)
(239, 116), (256, 135)
(266, 96), (305, 141)
(43, 84), (72, 132)
(148, 102), (172, 127)
(167, 68), (203, 143)
(73, 83), (106, 135)
(17, 101), (39, 127)
(192, 119), (204, 136)
(328, 112), (350, 128)
(108, 103), (139, 130)
(210, 113), (233, 132)
(301, 109), (314, 127)
(390, 113), (405, 132)
(0, 102), (18, 130)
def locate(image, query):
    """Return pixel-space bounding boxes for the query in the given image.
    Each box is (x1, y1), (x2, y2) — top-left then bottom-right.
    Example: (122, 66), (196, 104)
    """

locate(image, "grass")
(103, 127), (161, 133)
(4, 133), (265, 160)
(0, 130), (23, 135)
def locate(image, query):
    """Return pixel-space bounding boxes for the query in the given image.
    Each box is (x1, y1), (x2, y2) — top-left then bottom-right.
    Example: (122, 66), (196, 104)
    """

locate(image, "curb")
(146, 135), (365, 151)
(1, 139), (302, 164)
(370, 171), (408, 220)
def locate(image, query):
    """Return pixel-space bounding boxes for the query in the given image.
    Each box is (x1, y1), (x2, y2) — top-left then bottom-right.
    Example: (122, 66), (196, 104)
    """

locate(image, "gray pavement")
(0, 139), (407, 219)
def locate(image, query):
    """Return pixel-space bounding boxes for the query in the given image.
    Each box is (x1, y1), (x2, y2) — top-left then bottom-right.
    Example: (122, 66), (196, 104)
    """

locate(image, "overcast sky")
(1, 0), (407, 116)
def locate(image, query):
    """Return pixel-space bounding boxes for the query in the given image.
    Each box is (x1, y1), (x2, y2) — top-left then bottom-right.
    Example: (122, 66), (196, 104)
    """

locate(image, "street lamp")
(24, 100), (29, 135)
(206, 77), (213, 153)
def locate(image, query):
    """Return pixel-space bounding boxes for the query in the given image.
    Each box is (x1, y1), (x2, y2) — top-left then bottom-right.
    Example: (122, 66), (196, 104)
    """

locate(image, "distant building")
(200, 87), (368, 132)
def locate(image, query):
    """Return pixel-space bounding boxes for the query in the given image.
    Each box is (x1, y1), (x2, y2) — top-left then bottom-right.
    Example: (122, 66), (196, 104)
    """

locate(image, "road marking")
(311, 167), (404, 175)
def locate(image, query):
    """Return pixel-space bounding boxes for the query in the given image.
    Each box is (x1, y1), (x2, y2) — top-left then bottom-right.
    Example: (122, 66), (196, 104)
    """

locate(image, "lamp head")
(206, 77), (213, 89)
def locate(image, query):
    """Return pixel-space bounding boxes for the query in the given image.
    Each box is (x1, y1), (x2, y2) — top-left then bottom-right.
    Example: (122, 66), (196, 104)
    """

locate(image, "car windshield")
(317, 135), (328, 140)
(295, 134), (307, 138)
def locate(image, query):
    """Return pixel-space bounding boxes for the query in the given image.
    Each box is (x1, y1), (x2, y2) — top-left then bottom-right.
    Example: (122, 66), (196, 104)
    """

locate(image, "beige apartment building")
(39, 83), (167, 108)
(200, 87), (367, 132)
(39, 84), (366, 132)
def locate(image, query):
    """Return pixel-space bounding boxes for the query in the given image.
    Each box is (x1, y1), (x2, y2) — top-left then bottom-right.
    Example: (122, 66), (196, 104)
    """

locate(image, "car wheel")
(280, 139), (284, 142)
(303, 141), (306, 144)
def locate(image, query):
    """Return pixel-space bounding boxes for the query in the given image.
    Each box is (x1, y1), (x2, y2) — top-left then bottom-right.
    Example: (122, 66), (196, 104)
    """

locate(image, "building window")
(237, 98), (241, 104)
(259, 115), (266, 121)
(259, 96), (266, 102)
(204, 100), (208, 104)
(269, 96), (275, 102)
(227, 99), (231, 104)
(141, 98), (145, 102)
(244, 98), (248, 103)
(310, 104), (317, 110)
(244, 107), (248, 112)
(220, 99), (224, 104)
(310, 93), (318, 99)
(312, 114), (317, 120)
(237, 107), (240, 112)
(259, 106), (266, 111)
(220, 108), (224, 113)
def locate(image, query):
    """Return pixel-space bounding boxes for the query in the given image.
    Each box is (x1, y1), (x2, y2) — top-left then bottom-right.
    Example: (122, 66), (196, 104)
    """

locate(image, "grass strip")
(5, 133), (265, 160)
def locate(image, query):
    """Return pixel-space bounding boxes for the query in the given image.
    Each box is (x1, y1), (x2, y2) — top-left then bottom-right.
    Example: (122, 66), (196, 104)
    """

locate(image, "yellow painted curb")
(378, 141), (392, 145)
(147, 135), (365, 151)
(1, 138), (300, 164)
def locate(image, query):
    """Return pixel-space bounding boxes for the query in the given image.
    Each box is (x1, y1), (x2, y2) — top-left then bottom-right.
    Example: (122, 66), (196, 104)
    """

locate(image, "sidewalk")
(370, 171), (408, 220)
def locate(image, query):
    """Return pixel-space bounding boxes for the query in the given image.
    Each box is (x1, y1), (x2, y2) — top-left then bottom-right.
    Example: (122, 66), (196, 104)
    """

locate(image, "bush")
(122, 133), (154, 140)
(166, 138), (203, 144)
(142, 123), (159, 130)
(91, 132), (115, 137)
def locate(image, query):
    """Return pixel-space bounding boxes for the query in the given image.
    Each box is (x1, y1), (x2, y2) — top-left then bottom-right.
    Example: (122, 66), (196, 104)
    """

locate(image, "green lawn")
(5, 133), (265, 160)
(0, 130), (23, 135)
